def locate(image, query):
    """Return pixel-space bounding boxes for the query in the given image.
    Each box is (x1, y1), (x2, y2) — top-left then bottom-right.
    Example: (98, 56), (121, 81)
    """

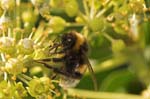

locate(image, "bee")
(35, 31), (97, 90)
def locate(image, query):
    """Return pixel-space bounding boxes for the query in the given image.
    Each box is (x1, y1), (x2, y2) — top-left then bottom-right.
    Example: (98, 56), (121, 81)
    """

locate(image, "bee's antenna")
(83, 52), (98, 91)
(49, 43), (62, 51)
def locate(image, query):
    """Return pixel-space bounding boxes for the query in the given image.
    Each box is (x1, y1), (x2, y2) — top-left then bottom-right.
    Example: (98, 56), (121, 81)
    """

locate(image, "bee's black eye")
(67, 38), (72, 42)
(61, 33), (76, 49)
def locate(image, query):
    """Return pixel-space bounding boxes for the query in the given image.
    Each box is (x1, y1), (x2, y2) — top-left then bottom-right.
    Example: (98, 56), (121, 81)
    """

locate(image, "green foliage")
(0, 0), (150, 99)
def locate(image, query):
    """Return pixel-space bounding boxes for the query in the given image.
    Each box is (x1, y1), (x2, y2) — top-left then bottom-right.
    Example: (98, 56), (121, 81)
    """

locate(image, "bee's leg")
(49, 43), (59, 51)
(36, 57), (64, 62)
(36, 61), (70, 77)
(49, 43), (62, 55)
(49, 45), (59, 55)
(49, 49), (65, 55)
(51, 73), (57, 79)
(54, 46), (58, 53)
(35, 59), (59, 79)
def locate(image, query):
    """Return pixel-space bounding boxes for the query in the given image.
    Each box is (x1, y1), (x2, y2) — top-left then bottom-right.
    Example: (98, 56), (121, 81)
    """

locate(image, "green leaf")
(100, 69), (134, 92)
(143, 20), (150, 46)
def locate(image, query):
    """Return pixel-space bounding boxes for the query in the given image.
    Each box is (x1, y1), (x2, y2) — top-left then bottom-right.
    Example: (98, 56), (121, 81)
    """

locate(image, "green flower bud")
(18, 38), (34, 55)
(112, 39), (126, 53)
(27, 78), (43, 97)
(48, 16), (66, 33)
(49, 0), (64, 8)
(0, 0), (15, 11)
(0, 15), (11, 30)
(0, 81), (15, 99)
(15, 82), (27, 98)
(5, 58), (24, 75)
(22, 10), (37, 24)
(0, 37), (15, 54)
(89, 18), (104, 32)
(64, 0), (79, 17)
(28, 77), (50, 97)
(30, 66), (43, 76)
(75, 16), (85, 24)
(40, 77), (52, 92)
(39, 4), (50, 19)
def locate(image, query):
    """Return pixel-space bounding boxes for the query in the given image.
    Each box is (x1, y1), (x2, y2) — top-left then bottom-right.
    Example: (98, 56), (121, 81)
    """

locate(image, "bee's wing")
(83, 53), (98, 91)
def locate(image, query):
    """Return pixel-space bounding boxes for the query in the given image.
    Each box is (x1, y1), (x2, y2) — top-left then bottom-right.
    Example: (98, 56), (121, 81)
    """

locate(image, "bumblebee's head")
(61, 31), (88, 52)
(61, 32), (77, 49)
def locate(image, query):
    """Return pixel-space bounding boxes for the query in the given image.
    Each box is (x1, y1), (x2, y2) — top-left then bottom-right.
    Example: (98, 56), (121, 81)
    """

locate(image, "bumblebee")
(35, 31), (97, 90)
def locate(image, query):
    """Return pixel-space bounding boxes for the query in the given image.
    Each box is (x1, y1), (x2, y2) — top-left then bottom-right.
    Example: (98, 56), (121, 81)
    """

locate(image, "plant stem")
(83, 0), (90, 17)
(96, 1), (113, 18)
(143, 0), (150, 46)
(67, 88), (146, 99)
(102, 32), (115, 42)
(17, 75), (29, 85)
(20, 74), (32, 81)
(1, 53), (8, 81)
(93, 56), (127, 73)
(66, 23), (84, 27)
(96, 8), (107, 18)
(144, 0), (150, 9)
(32, 22), (45, 43)
(16, 0), (21, 28)
(78, 11), (88, 23)
(90, 0), (95, 19)
(1, 53), (6, 62)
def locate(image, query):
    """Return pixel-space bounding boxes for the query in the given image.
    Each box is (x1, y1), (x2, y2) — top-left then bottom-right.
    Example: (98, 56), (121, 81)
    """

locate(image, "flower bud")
(0, 37), (15, 54)
(27, 77), (53, 97)
(89, 18), (104, 32)
(39, 4), (50, 19)
(48, 16), (66, 33)
(75, 16), (85, 24)
(0, 15), (11, 30)
(0, 0), (15, 11)
(22, 10), (36, 23)
(15, 82), (27, 98)
(64, 0), (79, 17)
(0, 81), (15, 99)
(18, 38), (34, 54)
(112, 39), (126, 53)
(5, 58), (24, 75)
(49, 0), (64, 8)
